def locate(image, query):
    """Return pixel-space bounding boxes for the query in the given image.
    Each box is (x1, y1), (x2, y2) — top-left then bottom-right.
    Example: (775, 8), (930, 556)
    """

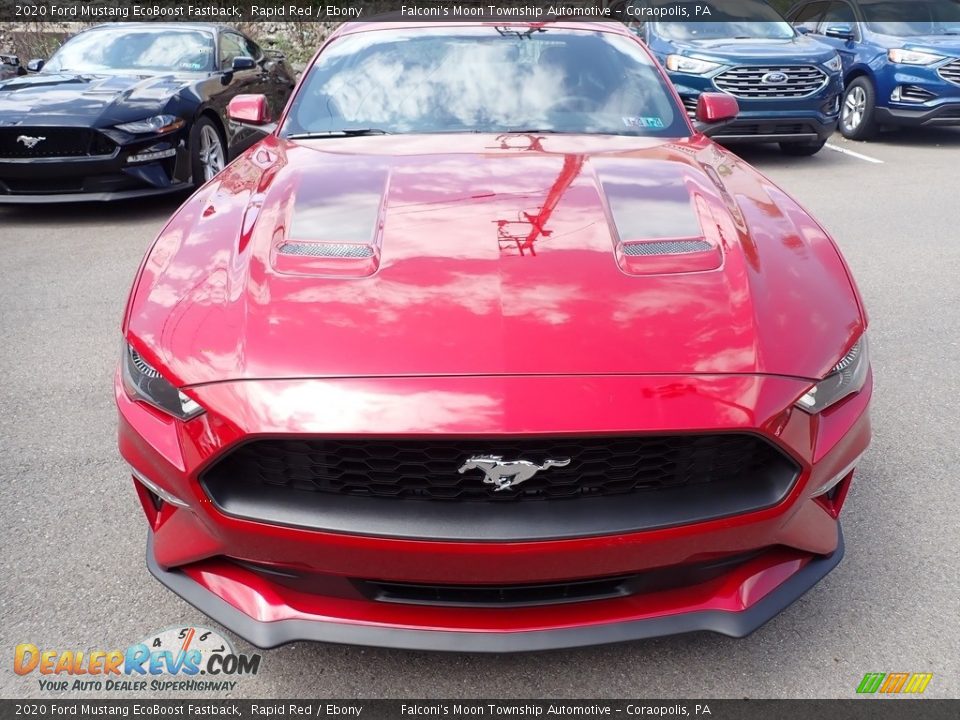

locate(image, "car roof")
(336, 20), (634, 38)
(81, 22), (223, 33)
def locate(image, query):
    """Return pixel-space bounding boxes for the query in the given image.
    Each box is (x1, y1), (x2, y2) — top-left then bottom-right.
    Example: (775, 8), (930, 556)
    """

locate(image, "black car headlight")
(796, 336), (870, 414)
(122, 343), (204, 421)
(115, 115), (185, 134)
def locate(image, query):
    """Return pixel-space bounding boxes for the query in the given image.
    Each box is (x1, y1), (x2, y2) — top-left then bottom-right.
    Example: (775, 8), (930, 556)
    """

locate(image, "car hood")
(898, 35), (960, 54)
(673, 35), (837, 64)
(126, 134), (864, 385)
(0, 71), (192, 126)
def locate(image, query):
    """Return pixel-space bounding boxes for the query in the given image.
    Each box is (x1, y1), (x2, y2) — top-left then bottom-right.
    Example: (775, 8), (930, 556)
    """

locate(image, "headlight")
(796, 336), (870, 414)
(823, 54), (842, 73)
(121, 343), (204, 421)
(887, 48), (944, 66)
(666, 55), (722, 75)
(115, 115), (185, 134)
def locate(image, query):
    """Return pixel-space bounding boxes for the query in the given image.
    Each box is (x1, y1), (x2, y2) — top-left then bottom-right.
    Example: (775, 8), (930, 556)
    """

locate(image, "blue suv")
(786, 0), (960, 139)
(627, 0), (843, 155)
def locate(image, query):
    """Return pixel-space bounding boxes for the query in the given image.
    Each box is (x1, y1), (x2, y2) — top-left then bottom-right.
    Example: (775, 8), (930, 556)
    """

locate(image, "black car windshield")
(651, 0), (795, 39)
(43, 27), (215, 73)
(861, 0), (960, 35)
(281, 27), (687, 138)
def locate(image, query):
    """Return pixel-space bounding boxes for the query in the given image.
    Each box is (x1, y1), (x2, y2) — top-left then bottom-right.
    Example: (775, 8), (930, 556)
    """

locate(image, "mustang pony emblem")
(458, 455), (571, 492)
(16, 135), (46, 149)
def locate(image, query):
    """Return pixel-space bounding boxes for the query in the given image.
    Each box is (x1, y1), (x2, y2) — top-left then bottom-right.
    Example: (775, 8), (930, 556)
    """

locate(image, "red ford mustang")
(116, 21), (872, 651)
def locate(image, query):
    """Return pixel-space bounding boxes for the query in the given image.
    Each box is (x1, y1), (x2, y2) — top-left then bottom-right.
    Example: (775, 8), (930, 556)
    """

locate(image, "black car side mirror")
(26, 58), (45, 73)
(232, 56), (256, 72)
(825, 25), (856, 41)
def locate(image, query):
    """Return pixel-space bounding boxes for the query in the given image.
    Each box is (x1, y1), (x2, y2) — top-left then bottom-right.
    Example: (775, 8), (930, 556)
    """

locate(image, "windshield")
(862, 0), (960, 35)
(44, 27), (215, 74)
(281, 28), (687, 138)
(652, 0), (795, 39)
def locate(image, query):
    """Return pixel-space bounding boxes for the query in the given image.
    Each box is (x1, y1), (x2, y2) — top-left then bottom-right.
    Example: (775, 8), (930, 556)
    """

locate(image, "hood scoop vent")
(270, 161), (391, 278)
(593, 158), (727, 276)
(621, 239), (713, 256)
(279, 242), (375, 258)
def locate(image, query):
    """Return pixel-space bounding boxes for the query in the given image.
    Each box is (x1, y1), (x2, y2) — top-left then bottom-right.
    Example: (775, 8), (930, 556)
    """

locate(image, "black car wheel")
(840, 78), (878, 140)
(779, 139), (827, 156)
(190, 117), (226, 185)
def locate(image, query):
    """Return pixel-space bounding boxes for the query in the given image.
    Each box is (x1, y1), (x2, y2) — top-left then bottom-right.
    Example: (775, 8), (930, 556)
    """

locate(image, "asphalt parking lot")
(1, 127), (958, 700)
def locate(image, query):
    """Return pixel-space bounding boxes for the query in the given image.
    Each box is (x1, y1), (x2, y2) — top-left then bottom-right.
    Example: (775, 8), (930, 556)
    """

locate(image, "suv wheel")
(840, 78), (878, 140)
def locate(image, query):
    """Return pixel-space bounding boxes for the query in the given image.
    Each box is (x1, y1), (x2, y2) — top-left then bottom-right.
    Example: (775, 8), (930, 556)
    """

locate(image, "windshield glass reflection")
(283, 27), (687, 137)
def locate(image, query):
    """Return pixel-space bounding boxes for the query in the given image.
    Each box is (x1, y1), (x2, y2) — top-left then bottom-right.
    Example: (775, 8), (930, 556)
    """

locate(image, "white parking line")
(825, 142), (885, 164)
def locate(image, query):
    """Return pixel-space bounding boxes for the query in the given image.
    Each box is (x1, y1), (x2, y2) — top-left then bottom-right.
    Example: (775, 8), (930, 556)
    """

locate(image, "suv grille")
(714, 66), (827, 98)
(203, 434), (789, 502)
(0, 127), (116, 159)
(938, 58), (960, 86)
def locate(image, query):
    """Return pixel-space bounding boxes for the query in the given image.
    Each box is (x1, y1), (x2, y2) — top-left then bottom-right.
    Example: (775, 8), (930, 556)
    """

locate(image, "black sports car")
(0, 23), (295, 202)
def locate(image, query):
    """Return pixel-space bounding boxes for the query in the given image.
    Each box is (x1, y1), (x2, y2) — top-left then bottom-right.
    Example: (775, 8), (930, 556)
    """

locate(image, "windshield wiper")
(495, 25), (546, 39)
(287, 128), (391, 139)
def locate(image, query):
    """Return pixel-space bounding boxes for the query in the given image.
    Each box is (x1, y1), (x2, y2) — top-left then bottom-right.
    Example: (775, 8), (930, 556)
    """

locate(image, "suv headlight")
(796, 336), (870, 414)
(666, 55), (722, 75)
(115, 115), (185, 134)
(887, 48), (944, 66)
(823, 54), (842, 72)
(121, 343), (204, 420)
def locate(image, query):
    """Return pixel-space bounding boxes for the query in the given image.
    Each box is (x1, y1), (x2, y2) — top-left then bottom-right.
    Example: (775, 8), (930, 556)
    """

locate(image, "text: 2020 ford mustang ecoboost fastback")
(116, 21), (872, 651)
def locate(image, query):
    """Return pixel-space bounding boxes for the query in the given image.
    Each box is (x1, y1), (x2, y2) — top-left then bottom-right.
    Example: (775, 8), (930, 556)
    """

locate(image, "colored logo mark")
(857, 672), (933, 694)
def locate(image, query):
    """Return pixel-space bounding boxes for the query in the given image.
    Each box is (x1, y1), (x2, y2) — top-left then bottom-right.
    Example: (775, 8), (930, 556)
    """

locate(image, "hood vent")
(279, 242), (375, 258)
(621, 239), (713, 256)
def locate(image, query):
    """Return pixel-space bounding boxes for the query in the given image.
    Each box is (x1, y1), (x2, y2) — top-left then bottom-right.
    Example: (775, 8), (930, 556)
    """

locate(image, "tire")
(840, 77), (878, 140)
(190, 116), (226, 185)
(779, 139), (827, 156)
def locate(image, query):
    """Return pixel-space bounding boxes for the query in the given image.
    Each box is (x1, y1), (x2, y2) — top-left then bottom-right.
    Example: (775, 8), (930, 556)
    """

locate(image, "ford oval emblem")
(761, 71), (789, 84)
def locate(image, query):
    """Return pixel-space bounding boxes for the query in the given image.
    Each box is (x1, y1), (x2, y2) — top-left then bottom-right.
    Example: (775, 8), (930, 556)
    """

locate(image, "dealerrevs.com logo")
(856, 672), (934, 695)
(14, 627), (261, 693)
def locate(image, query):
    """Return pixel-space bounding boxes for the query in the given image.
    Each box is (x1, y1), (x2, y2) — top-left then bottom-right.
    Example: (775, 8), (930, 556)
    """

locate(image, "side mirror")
(228, 94), (271, 125)
(1, 55), (20, 67)
(26, 58), (45, 73)
(825, 25), (856, 40)
(696, 92), (739, 125)
(795, 26), (811, 34)
(232, 56), (257, 72)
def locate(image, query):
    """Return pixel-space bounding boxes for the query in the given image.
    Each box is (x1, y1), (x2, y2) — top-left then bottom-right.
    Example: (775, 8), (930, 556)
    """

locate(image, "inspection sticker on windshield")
(623, 116), (665, 129)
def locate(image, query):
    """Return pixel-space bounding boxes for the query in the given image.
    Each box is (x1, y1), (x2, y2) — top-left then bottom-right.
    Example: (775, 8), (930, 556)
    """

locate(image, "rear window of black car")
(282, 27), (688, 138)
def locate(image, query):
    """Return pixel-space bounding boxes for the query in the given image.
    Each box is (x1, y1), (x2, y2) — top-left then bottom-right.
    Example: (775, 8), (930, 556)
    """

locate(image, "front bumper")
(875, 62), (960, 127)
(670, 72), (841, 144)
(119, 373), (871, 651)
(0, 130), (191, 203)
(147, 529), (845, 651)
(875, 103), (960, 127)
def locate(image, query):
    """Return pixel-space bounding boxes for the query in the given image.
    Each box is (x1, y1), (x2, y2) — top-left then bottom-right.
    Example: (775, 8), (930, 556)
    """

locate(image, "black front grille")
(681, 95), (699, 118)
(365, 575), (630, 606)
(204, 434), (789, 503)
(0, 127), (116, 159)
(714, 66), (827, 99)
(720, 121), (818, 137)
(938, 59), (960, 86)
